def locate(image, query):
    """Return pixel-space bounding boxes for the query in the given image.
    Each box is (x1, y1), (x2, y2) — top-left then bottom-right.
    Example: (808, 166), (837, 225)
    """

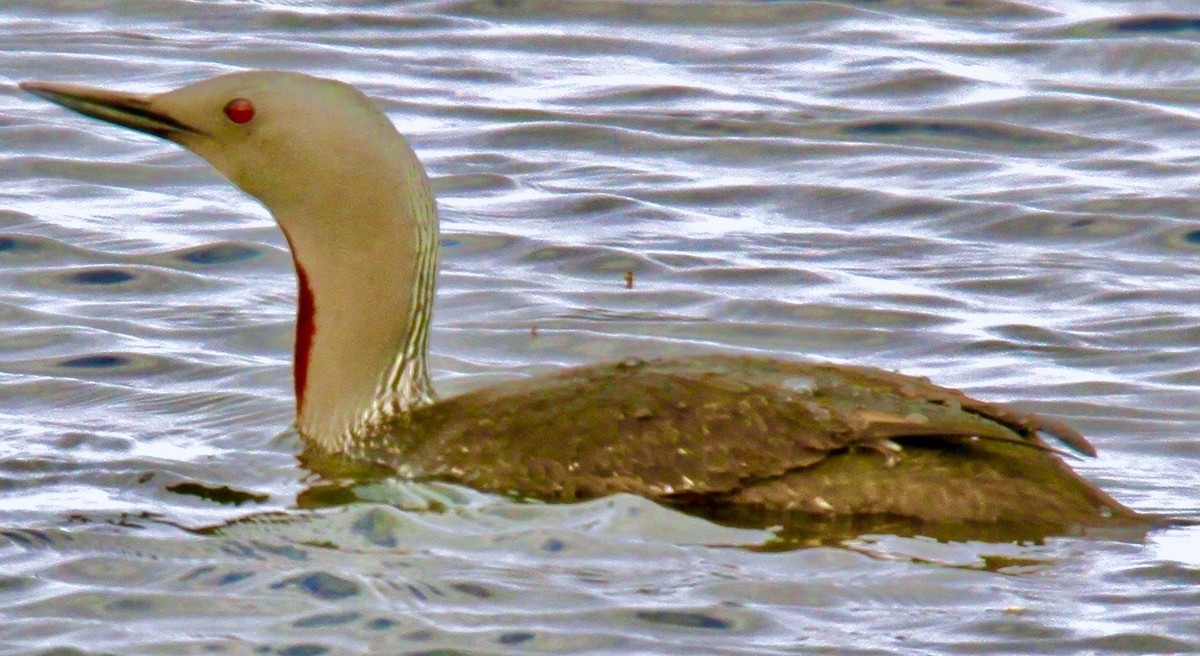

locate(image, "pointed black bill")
(20, 80), (199, 140)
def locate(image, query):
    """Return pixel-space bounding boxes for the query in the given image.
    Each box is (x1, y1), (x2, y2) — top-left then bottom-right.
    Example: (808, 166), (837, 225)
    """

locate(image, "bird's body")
(21, 71), (1143, 539)
(350, 354), (1131, 528)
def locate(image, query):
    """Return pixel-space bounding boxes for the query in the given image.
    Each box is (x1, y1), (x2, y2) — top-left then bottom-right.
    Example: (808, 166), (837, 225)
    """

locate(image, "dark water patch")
(274, 645), (329, 656)
(166, 481), (269, 506)
(1112, 16), (1200, 34)
(293, 482), (362, 509)
(450, 581), (493, 598)
(1053, 14), (1200, 40)
(20, 352), (173, 380)
(842, 119), (1059, 149)
(293, 611), (361, 628)
(367, 617), (398, 630)
(497, 631), (535, 644)
(1, 529), (58, 548)
(58, 354), (128, 369)
(218, 540), (263, 560)
(64, 267), (135, 286)
(27, 261), (219, 297)
(0, 531), (37, 548)
(251, 541), (308, 562)
(271, 572), (361, 600)
(106, 595), (155, 613)
(177, 242), (262, 266)
(635, 609), (732, 630)
(217, 571), (254, 586)
(1161, 226), (1200, 252)
(182, 565), (219, 583)
(351, 506), (402, 547)
(0, 234), (44, 257)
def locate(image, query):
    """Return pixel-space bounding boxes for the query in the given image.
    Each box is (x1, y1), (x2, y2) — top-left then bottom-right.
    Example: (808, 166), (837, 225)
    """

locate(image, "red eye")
(223, 98), (255, 124)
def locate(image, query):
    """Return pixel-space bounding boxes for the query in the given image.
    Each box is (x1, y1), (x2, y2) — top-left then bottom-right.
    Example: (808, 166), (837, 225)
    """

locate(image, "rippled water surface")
(3, 1), (1200, 654)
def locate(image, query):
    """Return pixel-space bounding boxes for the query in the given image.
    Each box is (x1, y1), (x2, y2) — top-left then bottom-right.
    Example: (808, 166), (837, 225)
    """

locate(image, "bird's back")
(324, 355), (1139, 537)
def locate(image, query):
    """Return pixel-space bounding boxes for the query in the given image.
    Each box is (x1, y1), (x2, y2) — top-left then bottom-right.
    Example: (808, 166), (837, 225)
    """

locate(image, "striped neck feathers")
(267, 130), (439, 451)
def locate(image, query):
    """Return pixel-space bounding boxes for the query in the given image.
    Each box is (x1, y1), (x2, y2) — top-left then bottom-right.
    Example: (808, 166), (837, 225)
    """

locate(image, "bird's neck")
(270, 141), (439, 451)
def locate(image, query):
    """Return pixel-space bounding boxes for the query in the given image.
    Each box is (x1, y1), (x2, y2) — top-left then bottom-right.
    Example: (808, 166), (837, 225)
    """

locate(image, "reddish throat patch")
(293, 261), (316, 413)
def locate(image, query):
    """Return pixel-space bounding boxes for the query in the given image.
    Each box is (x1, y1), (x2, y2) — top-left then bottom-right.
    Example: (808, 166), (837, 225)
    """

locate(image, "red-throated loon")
(20, 71), (1141, 537)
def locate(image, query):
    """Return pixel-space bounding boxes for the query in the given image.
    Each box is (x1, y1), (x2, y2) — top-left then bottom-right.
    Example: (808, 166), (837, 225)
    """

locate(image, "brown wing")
(812, 361), (1096, 456)
(357, 354), (1096, 506)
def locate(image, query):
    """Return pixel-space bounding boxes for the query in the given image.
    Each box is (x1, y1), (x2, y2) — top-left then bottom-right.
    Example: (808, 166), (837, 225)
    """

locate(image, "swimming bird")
(20, 71), (1141, 538)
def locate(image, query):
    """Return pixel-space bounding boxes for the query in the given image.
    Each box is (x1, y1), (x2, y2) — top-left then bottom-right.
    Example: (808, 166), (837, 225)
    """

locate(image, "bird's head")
(22, 70), (440, 441)
(21, 70), (411, 213)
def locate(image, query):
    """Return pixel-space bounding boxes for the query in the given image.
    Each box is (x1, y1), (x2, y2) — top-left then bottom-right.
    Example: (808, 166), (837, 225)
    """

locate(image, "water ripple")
(2, 0), (1199, 654)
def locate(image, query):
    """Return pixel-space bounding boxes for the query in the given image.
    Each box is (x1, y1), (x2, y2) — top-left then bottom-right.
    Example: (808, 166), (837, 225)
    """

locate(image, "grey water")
(2, 0), (1199, 654)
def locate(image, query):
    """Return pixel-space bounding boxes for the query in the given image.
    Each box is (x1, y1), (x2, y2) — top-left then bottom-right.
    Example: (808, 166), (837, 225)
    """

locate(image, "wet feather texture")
(349, 354), (1134, 531)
